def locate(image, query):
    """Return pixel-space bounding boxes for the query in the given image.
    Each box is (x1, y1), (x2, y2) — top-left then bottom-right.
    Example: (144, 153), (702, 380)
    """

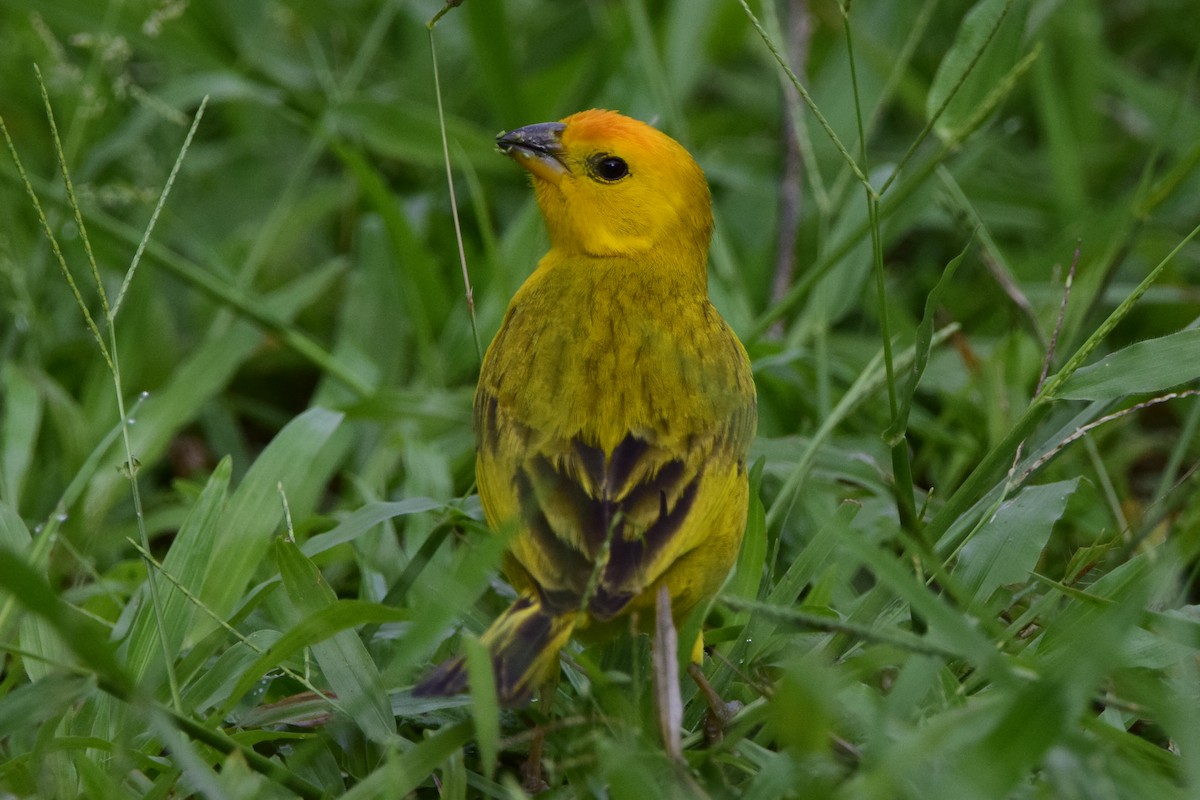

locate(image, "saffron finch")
(416, 109), (757, 707)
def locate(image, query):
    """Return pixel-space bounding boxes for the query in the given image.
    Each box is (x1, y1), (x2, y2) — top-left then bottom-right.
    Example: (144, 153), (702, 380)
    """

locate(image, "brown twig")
(1018, 389), (1200, 485)
(981, 249), (1046, 349)
(768, 0), (810, 338)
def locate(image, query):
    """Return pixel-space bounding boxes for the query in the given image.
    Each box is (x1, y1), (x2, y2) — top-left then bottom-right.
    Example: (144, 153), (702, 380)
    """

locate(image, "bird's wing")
(474, 369), (755, 622)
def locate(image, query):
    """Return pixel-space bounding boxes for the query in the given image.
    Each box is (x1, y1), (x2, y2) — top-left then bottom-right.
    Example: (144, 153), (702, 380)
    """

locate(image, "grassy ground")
(1, 0), (1199, 797)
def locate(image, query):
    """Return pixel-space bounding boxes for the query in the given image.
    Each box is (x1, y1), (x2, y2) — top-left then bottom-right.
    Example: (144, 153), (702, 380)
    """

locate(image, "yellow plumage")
(416, 109), (757, 707)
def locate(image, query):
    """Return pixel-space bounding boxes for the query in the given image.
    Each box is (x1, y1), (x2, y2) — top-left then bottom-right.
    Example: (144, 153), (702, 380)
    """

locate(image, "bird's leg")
(519, 727), (549, 794)
(687, 662), (742, 744)
(519, 677), (556, 793)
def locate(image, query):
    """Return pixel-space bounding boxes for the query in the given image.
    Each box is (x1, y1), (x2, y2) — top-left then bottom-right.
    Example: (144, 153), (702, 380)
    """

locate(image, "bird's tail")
(414, 593), (577, 708)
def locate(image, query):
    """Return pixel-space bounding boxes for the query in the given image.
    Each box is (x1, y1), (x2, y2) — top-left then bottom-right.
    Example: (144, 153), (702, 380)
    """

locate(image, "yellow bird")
(416, 109), (757, 707)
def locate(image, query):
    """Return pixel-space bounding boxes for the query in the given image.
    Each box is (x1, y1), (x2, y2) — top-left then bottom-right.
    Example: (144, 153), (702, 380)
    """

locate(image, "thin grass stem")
(737, 0), (871, 194)
(877, 0), (1017, 197)
(429, 29), (484, 363)
(112, 96), (208, 319)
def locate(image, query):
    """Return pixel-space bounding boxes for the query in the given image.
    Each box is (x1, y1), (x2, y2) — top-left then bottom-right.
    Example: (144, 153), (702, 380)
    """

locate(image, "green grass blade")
(1054, 327), (1200, 401)
(199, 408), (344, 626)
(340, 721), (472, 799)
(275, 538), (396, 743)
(955, 478), (1080, 604)
(0, 544), (132, 697)
(123, 457), (231, 684)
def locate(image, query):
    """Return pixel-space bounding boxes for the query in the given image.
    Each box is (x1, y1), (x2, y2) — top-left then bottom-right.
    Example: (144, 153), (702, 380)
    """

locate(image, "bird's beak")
(497, 122), (569, 183)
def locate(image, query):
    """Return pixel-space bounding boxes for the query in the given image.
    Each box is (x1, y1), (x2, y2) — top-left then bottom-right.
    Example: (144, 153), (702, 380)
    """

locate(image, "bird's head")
(497, 109), (713, 260)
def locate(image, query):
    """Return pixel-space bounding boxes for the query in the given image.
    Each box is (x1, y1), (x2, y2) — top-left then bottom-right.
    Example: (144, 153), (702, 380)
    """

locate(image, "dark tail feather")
(413, 594), (577, 707)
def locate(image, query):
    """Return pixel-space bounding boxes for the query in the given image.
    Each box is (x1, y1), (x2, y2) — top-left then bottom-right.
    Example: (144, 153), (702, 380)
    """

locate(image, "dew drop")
(139, 391), (150, 400)
(55, 512), (68, 523)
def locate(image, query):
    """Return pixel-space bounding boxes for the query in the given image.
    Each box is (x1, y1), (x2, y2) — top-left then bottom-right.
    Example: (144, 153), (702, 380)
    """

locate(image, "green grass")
(2, 0), (1199, 797)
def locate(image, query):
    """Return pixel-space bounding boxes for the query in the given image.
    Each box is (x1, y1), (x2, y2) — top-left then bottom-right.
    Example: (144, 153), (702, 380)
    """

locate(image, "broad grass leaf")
(700, 500), (859, 725)
(438, 749), (468, 800)
(943, 677), (1077, 797)
(334, 142), (449, 382)
(883, 655), (943, 721)
(944, 556), (1170, 796)
(844, 695), (1005, 797)
(275, 538), (395, 743)
(765, 653), (840, 754)
(1116, 626), (1195, 670)
(1, 364), (40, 509)
(931, 402), (1106, 556)
(1144, 607), (1200, 653)
(599, 733), (691, 800)
(175, 581), (278, 696)
(836, 521), (1006, 677)
(0, 673), (89, 739)
(927, 0), (1029, 143)
(885, 237), (972, 445)
(80, 320), (262, 522)
(199, 407), (343, 627)
(302, 498), (444, 557)
(462, 636), (499, 778)
(664, 0), (721, 101)
(217, 599), (406, 723)
(1053, 328), (1200, 400)
(82, 270), (346, 523)
(725, 458), (766, 603)
(380, 527), (508, 687)
(209, 748), (277, 800)
(183, 630), (281, 715)
(338, 721), (472, 800)
(0, 500), (30, 551)
(331, 102), (497, 171)
(0, 545), (132, 696)
(738, 746), (802, 800)
(464, 0), (526, 121)
(956, 479), (1080, 604)
(124, 457), (231, 685)
(748, 500), (859, 663)
(326, 215), (407, 393)
(1, 502), (75, 683)
(1038, 554), (1171, 679)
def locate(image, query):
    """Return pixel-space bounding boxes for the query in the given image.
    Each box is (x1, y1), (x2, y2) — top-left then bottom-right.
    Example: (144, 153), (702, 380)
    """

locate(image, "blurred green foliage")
(0, 0), (1198, 797)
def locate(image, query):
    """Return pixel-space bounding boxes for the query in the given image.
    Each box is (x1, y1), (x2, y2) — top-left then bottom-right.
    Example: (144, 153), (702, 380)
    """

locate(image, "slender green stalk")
(113, 97), (208, 318)
(37, 66), (186, 713)
(750, 143), (944, 338)
(765, 325), (959, 534)
(737, 0), (871, 193)
(721, 596), (966, 659)
(159, 707), (326, 800)
(429, 28), (484, 364)
(1039, 218), (1200, 402)
(427, 0), (466, 29)
(0, 116), (112, 373)
(0, 161), (373, 397)
(841, 4), (915, 532)
(877, 0), (1017, 196)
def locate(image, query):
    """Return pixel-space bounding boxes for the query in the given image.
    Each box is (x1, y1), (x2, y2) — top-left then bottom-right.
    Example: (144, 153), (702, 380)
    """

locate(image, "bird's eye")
(591, 155), (629, 182)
